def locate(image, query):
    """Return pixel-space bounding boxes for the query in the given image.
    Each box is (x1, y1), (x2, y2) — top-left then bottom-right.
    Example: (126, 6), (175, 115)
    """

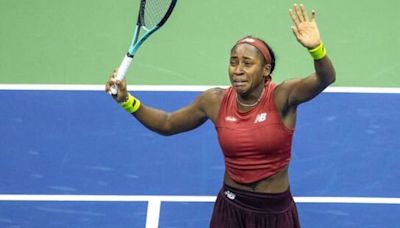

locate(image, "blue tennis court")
(0, 88), (399, 227)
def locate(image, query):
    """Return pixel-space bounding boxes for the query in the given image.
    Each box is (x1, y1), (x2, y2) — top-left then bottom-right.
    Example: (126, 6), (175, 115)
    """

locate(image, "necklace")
(236, 87), (265, 107)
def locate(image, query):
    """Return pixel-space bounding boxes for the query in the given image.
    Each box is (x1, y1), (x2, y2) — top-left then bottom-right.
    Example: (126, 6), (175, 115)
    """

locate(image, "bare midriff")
(223, 166), (289, 193)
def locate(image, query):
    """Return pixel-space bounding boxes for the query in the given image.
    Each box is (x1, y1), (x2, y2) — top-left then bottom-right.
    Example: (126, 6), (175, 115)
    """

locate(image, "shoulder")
(198, 87), (226, 104)
(196, 87), (226, 121)
(274, 78), (304, 98)
(204, 87), (226, 95)
(274, 78), (302, 93)
(187, 87), (226, 108)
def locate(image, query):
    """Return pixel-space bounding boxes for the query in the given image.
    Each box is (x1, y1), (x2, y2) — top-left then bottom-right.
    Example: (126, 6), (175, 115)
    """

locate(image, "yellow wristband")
(308, 42), (327, 60)
(120, 93), (141, 113)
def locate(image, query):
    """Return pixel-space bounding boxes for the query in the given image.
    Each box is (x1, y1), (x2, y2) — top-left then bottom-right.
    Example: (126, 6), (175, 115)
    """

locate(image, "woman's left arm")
(286, 3), (336, 105)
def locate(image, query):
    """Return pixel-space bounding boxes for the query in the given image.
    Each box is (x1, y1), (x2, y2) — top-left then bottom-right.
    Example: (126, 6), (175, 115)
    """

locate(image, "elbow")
(157, 130), (176, 137)
(150, 128), (176, 136)
(328, 64), (336, 85)
(330, 73), (336, 84)
(154, 121), (177, 136)
(321, 71), (336, 86)
(144, 113), (177, 136)
(316, 73), (335, 88)
(331, 70), (337, 84)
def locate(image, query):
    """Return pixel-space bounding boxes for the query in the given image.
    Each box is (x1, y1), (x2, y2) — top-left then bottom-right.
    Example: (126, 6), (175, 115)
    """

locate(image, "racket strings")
(143, 0), (174, 28)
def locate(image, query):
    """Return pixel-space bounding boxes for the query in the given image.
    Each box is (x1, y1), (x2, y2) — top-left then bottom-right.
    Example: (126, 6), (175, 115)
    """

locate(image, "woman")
(106, 3), (335, 228)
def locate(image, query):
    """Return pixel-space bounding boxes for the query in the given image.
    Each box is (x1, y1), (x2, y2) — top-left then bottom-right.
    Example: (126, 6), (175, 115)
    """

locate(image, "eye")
(230, 58), (238, 66)
(243, 61), (253, 67)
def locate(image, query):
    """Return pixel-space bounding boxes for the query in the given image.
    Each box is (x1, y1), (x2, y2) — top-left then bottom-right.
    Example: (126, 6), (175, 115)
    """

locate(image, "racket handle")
(110, 54), (133, 95)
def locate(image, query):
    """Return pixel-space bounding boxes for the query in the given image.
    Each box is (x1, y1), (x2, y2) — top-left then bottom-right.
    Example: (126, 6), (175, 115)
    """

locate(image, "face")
(229, 43), (270, 96)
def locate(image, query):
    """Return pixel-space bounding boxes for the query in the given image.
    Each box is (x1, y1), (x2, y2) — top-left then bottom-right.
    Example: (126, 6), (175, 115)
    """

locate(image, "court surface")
(0, 87), (399, 227)
(1, 0), (399, 227)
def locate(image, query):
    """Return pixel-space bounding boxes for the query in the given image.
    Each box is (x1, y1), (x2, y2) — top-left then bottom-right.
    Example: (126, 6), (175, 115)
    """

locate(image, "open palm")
(289, 4), (321, 49)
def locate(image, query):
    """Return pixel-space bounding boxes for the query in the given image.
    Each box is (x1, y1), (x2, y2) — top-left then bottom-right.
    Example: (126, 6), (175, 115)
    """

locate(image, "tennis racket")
(110, 0), (178, 95)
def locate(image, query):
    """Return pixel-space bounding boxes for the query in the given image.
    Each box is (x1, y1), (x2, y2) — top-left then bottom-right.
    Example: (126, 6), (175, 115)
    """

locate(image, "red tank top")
(216, 82), (294, 183)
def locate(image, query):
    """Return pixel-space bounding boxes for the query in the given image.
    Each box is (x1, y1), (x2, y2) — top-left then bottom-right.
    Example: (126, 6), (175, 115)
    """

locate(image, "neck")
(237, 85), (265, 107)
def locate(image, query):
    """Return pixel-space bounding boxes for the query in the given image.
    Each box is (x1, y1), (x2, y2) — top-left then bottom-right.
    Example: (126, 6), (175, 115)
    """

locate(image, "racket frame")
(111, 0), (177, 94)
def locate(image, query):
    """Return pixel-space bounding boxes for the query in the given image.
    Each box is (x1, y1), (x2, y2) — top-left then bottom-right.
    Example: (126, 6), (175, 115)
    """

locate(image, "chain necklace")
(236, 87), (265, 107)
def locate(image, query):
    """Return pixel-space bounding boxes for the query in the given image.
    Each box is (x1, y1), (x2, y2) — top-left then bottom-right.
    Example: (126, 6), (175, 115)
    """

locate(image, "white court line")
(146, 200), (161, 228)
(1, 194), (400, 204)
(294, 196), (400, 204)
(1, 195), (399, 228)
(0, 84), (400, 93)
(0, 194), (215, 202)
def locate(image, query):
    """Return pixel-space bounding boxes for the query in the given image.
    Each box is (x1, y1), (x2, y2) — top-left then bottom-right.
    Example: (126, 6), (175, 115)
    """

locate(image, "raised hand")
(289, 4), (321, 49)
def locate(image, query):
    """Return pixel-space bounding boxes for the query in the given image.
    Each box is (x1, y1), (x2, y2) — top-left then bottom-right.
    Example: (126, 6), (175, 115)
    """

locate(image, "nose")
(233, 62), (244, 75)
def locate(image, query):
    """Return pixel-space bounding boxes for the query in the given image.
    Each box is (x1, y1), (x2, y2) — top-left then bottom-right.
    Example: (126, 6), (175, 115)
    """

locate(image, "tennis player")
(106, 3), (335, 227)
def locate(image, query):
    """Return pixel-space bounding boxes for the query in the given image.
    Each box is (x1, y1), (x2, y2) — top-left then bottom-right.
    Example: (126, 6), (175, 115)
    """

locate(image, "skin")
(105, 4), (336, 193)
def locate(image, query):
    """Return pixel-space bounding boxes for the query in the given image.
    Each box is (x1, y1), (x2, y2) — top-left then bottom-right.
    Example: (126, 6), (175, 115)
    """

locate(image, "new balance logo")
(224, 190), (236, 200)
(254, 112), (267, 123)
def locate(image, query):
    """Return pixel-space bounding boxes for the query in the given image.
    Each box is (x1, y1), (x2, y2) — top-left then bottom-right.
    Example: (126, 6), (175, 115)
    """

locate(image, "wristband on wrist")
(120, 93), (141, 114)
(308, 42), (327, 60)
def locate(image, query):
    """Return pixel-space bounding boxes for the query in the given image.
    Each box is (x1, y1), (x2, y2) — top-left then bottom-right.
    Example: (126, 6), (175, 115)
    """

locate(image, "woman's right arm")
(105, 70), (221, 136)
(132, 96), (209, 136)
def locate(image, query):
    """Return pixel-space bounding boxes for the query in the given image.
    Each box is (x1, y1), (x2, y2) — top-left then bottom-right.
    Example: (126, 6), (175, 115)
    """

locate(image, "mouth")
(232, 79), (247, 87)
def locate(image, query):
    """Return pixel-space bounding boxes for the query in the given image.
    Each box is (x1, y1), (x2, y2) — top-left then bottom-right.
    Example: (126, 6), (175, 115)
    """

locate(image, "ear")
(263, 64), (271, 77)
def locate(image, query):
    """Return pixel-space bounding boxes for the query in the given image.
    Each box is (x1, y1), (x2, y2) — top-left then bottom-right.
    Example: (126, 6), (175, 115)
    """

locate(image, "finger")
(300, 4), (309, 21)
(106, 78), (113, 88)
(115, 80), (126, 93)
(310, 9), (316, 21)
(108, 71), (116, 81)
(114, 80), (120, 91)
(294, 4), (304, 22)
(289, 9), (300, 26)
(109, 69), (117, 80)
(106, 77), (118, 93)
(105, 81), (115, 94)
(105, 81), (116, 95)
(109, 78), (117, 88)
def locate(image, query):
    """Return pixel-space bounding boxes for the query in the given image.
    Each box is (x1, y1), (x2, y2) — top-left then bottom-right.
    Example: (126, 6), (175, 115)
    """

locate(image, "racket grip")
(110, 55), (133, 95)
